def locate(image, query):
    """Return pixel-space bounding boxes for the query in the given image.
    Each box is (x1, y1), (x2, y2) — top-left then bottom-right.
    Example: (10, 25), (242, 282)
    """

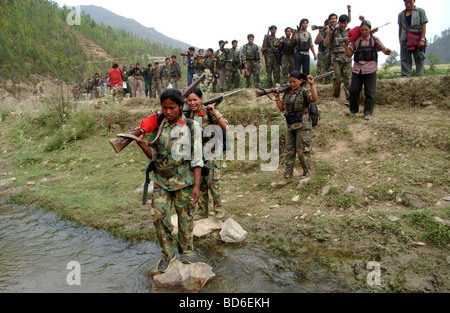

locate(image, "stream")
(0, 194), (347, 293)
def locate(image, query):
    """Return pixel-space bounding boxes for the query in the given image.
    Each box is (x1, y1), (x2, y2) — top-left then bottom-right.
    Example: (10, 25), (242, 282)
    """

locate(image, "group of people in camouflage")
(121, 0), (426, 273)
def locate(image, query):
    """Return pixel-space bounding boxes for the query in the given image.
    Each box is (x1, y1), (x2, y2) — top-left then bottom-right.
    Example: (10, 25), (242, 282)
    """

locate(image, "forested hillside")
(79, 5), (191, 50)
(427, 28), (450, 64)
(0, 0), (183, 84)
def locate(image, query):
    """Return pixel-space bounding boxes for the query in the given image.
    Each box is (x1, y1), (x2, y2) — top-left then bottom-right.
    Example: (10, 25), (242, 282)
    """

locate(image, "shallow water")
(0, 195), (347, 293)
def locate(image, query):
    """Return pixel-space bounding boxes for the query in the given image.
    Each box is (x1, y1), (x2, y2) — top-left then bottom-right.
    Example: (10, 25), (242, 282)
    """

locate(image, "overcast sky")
(56, 0), (449, 64)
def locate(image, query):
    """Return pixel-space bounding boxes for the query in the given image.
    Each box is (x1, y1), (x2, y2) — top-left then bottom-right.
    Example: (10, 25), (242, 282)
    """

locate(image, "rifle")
(109, 73), (206, 153)
(371, 22), (391, 34)
(182, 89), (245, 116)
(336, 37), (350, 44)
(255, 71), (334, 97)
(203, 89), (245, 107)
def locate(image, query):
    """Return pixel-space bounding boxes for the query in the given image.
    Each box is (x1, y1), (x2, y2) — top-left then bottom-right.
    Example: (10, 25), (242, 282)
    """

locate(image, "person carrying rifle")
(220, 40), (242, 91)
(262, 25), (281, 88)
(275, 27), (295, 85)
(344, 20), (392, 120)
(324, 14), (352, 105)
(314, 19), (331, 83)
(272, 71), (318, 186)
(134, 88), (204, 272)
(185, 88), (229, 220)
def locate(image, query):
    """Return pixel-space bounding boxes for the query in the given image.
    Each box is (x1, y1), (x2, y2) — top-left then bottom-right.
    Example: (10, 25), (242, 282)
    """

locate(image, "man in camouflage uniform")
(314, 19), (332, 84)
(185, 89), (228, 219)
(214, 40), (226, 93)
(151, 62), (162, 99)
(241, 34), (261, 88)
(160, 58), (171, 89)
(324, 14), (352, 104)
(262, 25), (281, 88)
(220, 40), (242, 91)
(169, 55), (182, 89)
(275, 27), (295, 85)
(135, 88), (203, 272)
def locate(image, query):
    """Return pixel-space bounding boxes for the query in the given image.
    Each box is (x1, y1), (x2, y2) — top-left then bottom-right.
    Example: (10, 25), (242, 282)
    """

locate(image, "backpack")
(309, 102), (320, 127)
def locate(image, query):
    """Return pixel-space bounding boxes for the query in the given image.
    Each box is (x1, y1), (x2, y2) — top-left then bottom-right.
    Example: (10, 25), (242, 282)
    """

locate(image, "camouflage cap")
(269, 25), (277, 30)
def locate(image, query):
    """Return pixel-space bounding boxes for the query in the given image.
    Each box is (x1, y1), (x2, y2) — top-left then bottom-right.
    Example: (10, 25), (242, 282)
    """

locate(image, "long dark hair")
(290, 70), (308, 86)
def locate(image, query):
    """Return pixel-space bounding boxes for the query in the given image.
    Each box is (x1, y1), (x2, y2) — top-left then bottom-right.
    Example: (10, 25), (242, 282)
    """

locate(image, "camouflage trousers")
(332, 53), (352, 100)
(224, 68), (241, 91)
(198, 159), (222, 215)
(151, 184), (196, 261)
(193, 69), (216, 96)
(152, 80), (162, 99)
(161, 77), (170, 90)
(245, 60), (261, 88)
(265, 53), (280, 88)
(317, 51), (331, 84)
(111, 85), (123, 103)
(281, 54), (295, 85)
(284, 126), (312, 178)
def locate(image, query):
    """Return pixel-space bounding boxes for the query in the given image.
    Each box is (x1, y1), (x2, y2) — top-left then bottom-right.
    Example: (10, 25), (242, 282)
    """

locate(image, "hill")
(79, 5), (191, 51)
(0, 0), (184, 86)
(427, 28), (450, 64)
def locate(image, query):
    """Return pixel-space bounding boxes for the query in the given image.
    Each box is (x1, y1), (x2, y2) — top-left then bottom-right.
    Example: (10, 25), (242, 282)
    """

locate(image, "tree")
(383, 51), (399, 68)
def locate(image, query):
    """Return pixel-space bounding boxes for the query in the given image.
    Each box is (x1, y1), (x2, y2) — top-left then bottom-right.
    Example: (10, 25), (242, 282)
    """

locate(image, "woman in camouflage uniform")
(185, 88), (228, 219)
(135, 88), (203, 273)
(273, 71), (318, 186)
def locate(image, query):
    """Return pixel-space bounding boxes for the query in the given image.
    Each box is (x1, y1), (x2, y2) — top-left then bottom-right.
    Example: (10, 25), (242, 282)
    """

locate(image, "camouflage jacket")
(169, 62), (181, 79)
(242, 43), (261, 62)
(282, 87), (312, 129)
(203, 56), (216, 72)
(150, 116), (204, 191)
(263, 35), (278, 55)
(160, 65), (171, 79)
(220, 46), (241, 71)
(150, 67), (161, 81)
(330, 27), (350, 54)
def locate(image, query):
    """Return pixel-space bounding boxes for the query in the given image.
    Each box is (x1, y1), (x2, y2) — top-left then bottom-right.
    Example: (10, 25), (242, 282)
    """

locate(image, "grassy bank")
(0, 76), (449, 292)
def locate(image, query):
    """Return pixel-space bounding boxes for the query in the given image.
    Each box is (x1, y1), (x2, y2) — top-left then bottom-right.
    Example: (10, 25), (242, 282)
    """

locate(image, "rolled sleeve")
(190, 120), (204, 168)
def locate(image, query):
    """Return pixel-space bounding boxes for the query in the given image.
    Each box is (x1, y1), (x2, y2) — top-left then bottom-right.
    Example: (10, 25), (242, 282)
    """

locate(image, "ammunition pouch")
(296, 41), (310, 52)
(170, 72), (178, 78)
(284, 112), (303, 125)
(155, 165), (177, 178)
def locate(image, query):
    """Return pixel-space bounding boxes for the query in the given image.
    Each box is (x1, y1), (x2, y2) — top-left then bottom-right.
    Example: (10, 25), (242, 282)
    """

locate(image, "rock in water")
(171, 215), (223, 237)
(150, 260), (215, 292)
(193, 217), (223, 237)
(219, 218), (248, 243)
